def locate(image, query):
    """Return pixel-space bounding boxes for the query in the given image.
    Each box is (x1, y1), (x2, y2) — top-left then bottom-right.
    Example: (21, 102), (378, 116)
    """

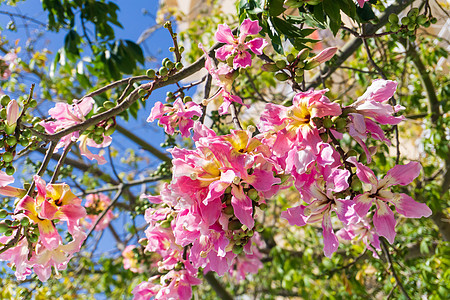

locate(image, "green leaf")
(64, 30), (81, 56)
(267, 17), (283, 54)
(124, 40), (145, 65)
(356, 3), (376, 22)
(272, 17), (308, 38)
(323, 0), (341, 24)
(340, 0), (357, 20)
(268, 0), (286, 16)
(313, 4), (326, 23)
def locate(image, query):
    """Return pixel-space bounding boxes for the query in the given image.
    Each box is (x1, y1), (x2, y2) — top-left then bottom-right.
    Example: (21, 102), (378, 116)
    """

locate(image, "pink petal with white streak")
(373, 201), (396, 244)
(391, 193), (432, 218)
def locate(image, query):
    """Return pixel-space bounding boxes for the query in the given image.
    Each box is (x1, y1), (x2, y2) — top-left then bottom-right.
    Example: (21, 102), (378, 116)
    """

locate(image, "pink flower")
(348, 157), (432, 244)
(0, 52), (18, 80)
(215, 19), (267, 69)
(281, 181), (356, 257)
(40, 97), (112, 164)
(357, 0), (369, 8)
(148, 98), (202, 137)
(350, 80), (404, 125)
(15, 176), (86, 249)
(83, 193), (115, 231)
(337, 217), (381, 258)
(0, 170), (14, 187)
(260, 89), (341, 155)
(32, 229), (86, 282)
(346, 80), (404, 163)
(0, 233), (32, 280)
(122, 245), (144, 273)
(199, 43), (246, 115)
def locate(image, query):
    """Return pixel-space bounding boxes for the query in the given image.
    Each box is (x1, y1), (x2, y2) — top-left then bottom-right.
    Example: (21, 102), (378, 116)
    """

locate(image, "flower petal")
(379, 161), (421, 187)
(373, 201), (396, 244)
(231, 185), (254, 229)
(215, 24), (235, 44)
(322, 213), (339, 257)
(391, 193), (432, 218)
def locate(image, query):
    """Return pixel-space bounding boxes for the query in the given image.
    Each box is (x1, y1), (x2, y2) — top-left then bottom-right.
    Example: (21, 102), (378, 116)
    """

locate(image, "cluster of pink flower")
(81, 193), (115, 231)
(0, 175), (86, 281)
(0, 18), (432, 297)
(40, 97), (112, 164)
(0, 51), (18, 81)
(137, 19), (431, 298)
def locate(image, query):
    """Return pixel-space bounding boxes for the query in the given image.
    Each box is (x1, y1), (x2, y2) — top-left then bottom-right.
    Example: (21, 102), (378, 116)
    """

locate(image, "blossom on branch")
(40, 97), (112, 164)
(148, 98), (202, 137)
(215, 18), (267, 69)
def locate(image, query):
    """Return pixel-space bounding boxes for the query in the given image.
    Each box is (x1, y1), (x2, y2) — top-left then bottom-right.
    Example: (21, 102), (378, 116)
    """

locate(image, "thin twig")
(108, 146), (122, 183)
(200, 74), (212, 124)
(362, 38), (387, 79)
(81, 186), (124, 249)
(380, 238), (411, 300)
(230, 103), (243, 130)
(77, 175), (169, 197)
(0, 10), (46, 26)
(27, 142), (57, 195)
(50, 141), (76, 183)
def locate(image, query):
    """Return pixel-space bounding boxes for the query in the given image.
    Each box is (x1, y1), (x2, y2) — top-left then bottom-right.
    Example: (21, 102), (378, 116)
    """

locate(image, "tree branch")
(204, 272), (233, 300)
(115, 124), (171, 162)
(380, 238), (411, 300)
(307, 0), (414, 89)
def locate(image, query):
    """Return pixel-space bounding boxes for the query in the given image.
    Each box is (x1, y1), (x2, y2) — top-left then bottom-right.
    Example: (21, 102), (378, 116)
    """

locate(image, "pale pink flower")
(148, 98), (202, 137)
(0, 52), (18, 80)
(281, 181), (356, 257)
(348, 157), (432, 243)
(32, 229), (86, 282)
(40, 97), (112, 164)
(122, 245), (144, 273)
(0, 170), (14, 187)
(84, 193), (115, 231)
(132, 279), (160, 300)
(215, 19), (267, 69)
(346, 80), (405, 163)
(337, 217), (381, 258)
(0, 232), (32, 280)
(199, 43), (246, 115)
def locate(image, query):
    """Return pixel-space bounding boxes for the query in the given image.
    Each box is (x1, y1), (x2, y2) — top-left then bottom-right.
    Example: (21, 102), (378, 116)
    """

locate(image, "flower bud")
(275, 60), (287, 69)
(275, 72), (289, 81)
(146, 69), (156, 78)
(0, 222), (9, 233)
(247, 189), (258, 200)
(0, 95), (11, 107)
(261, 63), (279, 72)
(232, 244), (243, 255)
(223, 205), (234, 215)
(322, 118), (332, 129)
(20, 217), (29, 227)
(5, 100), (20, 134)
(159, 67), (168, 77)
(228, 219), (242, 231)
(286, 53), (295, 63)
(307, 47), (338, 68)
(297, 48), (310, 61)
